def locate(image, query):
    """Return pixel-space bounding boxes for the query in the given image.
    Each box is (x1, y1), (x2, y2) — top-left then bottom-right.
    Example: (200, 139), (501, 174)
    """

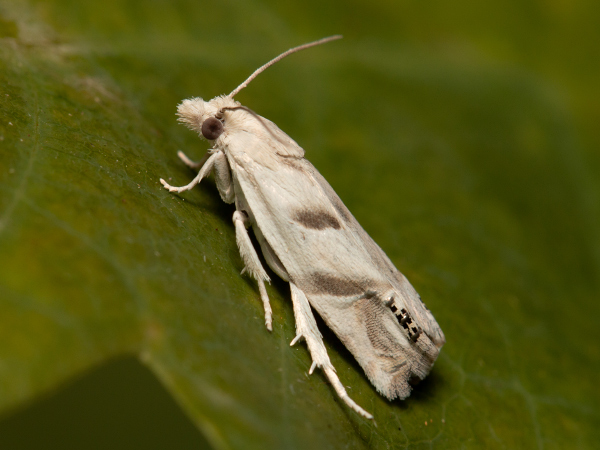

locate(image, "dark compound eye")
(201, 117), (224, 140)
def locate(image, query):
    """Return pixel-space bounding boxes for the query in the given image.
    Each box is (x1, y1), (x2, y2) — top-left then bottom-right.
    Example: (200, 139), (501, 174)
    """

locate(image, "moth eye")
(201, 117), (224, 140)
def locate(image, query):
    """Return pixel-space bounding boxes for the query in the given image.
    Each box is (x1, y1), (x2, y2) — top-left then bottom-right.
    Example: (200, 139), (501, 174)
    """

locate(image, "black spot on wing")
(307, 273), (364, 296)
(293, 209), (341, 230)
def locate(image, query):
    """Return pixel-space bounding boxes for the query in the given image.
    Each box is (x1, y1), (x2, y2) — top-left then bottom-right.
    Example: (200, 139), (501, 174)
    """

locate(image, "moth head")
(176, 95), (239, 141)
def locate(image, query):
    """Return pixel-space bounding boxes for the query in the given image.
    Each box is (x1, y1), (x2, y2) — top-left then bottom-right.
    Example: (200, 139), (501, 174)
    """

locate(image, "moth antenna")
(228, 35), (342, 98)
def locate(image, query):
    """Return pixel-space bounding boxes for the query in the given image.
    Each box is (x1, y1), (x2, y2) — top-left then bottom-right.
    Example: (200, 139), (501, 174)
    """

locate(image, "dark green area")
(0, 357), (211, 449)
(0, 0), (598, 449)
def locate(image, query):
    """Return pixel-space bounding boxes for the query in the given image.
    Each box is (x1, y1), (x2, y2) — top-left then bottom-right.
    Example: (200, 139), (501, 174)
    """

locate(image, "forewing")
(226, 124), (443, 399)
(307, 164), (446, 348)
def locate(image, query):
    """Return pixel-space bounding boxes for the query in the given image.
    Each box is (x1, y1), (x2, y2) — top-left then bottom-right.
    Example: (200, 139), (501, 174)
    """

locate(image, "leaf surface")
(1, 1), (598, 448)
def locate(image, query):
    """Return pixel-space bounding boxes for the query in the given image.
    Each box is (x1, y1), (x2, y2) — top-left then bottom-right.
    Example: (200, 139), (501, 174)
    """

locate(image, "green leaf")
(1, 1), (599, 449)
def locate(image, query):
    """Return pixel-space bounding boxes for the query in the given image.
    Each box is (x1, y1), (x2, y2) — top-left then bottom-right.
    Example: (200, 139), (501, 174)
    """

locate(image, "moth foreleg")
(289, 283), (373, 420)
(178, 150), (234, 203)
(160, 150), (220, 194)
(177, 150), (209, 170)
(232, 210), (272, 331)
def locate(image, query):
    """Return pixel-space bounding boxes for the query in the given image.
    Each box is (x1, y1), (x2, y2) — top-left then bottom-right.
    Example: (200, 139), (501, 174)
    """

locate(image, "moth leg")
(177, 150), (210, 170)
(232, 210), (272, 331)
(289, 282), (373, 420)
(160, 151), (220, 194)
(175, 151), (234, 203)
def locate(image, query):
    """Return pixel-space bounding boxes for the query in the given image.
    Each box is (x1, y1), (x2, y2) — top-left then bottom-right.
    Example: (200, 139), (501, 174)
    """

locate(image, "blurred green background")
(0, 0), (598, 449)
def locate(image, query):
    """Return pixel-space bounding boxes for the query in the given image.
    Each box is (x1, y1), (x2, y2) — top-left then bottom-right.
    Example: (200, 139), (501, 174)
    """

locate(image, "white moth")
(160, 36), (445, 419)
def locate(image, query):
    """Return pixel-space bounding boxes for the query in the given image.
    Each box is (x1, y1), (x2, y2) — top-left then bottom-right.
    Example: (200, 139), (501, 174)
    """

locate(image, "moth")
(160, 36), (445, 419)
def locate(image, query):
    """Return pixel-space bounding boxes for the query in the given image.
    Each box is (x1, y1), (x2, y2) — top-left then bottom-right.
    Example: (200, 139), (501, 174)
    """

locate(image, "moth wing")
(307, 164), (446, 348)
(226, 124), (443, 399)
